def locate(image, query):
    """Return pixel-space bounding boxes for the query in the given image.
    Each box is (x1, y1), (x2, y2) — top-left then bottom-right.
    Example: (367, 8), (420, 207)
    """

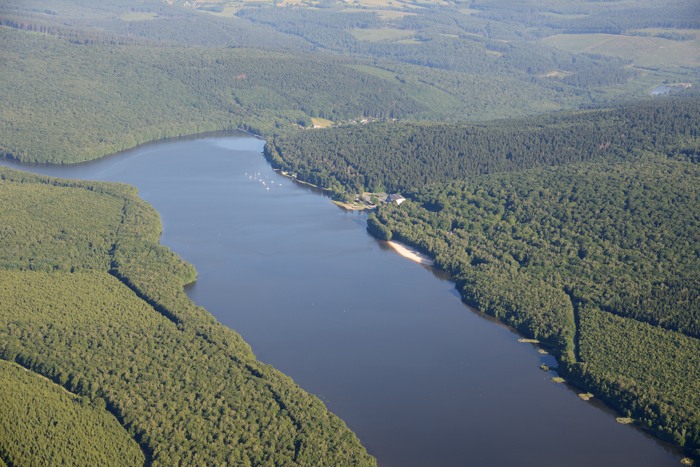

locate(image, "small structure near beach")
(387, 193), (406, 205)
(360, 192), (406, 206)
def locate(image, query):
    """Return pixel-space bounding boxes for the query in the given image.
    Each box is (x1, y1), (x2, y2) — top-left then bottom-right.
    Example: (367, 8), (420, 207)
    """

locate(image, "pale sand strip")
(387, 240), (435, 266)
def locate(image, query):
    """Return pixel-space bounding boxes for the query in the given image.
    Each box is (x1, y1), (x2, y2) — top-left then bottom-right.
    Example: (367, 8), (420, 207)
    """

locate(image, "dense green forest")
(0, 360), (144, 466)
(0, 26), (424, 163)
(234, 0), (697, 87)
(1, 0), (698, 462)
(237, 6), (635, 86)
(2, 0), (695, 163)
(269, 98), (700, 457)
(266, 96), (700, 194)
(0, 168), (375, 466)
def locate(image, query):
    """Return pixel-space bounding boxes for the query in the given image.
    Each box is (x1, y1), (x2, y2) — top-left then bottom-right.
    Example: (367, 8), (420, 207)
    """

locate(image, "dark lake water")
(1, 134), (683, 466)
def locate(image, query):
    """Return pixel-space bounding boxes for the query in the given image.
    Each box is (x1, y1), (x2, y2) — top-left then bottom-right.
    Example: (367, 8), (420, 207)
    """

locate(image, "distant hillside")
(0, 26), (426, 163)
(3, 0), (696, 164)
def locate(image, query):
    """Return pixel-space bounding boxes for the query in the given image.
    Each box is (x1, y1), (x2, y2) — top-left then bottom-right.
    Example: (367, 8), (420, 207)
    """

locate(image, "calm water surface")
(2, 135), (682, 466)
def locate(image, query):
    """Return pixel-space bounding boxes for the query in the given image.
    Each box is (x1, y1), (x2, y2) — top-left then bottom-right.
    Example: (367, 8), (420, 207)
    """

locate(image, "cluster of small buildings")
(361, 192), (406, 206)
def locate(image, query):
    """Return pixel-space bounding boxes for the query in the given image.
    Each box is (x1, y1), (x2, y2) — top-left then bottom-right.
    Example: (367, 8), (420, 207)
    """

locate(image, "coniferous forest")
(0, 0), (698, 463)
(0, 168), (374, 466)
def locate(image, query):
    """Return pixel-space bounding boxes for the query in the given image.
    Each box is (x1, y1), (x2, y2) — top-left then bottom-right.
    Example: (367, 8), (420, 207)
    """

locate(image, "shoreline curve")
(387, 240), (435, 266)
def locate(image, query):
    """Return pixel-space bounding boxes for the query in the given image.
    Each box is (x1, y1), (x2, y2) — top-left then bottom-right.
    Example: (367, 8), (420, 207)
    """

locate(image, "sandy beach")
(387, 240), (435, 266)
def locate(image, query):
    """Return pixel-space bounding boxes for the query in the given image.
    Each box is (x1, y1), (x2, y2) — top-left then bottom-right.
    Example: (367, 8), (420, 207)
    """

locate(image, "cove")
(1, 134), (683, 466)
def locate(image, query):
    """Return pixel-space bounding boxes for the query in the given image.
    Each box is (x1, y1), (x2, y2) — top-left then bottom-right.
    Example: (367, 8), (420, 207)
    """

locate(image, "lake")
(1, 134), (683, 466)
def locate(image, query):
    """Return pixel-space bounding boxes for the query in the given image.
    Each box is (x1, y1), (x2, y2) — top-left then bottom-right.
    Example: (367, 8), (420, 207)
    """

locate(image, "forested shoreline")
(0, 168), (375, 466)
(269, 98), (700, 458)
(265, 96), (700, 196)
(1, 0), (698, 462)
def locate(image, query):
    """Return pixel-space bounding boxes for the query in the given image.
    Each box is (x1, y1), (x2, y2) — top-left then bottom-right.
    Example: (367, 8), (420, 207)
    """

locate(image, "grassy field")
(373, 9), (417, 20)
(541, 32), (700, 68)
(119, 12), (159, 21)
(350, 0), (415, 9)
(311, 117), (334, 128)
(539, 11), (588, 20)
(350, 27), (416, 42)
(206, 0), (404, 8)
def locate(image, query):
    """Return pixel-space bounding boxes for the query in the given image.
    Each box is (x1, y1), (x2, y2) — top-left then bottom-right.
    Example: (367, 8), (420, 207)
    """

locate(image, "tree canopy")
(269, 98), (700, 457)
(0, 168), (375, 466)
